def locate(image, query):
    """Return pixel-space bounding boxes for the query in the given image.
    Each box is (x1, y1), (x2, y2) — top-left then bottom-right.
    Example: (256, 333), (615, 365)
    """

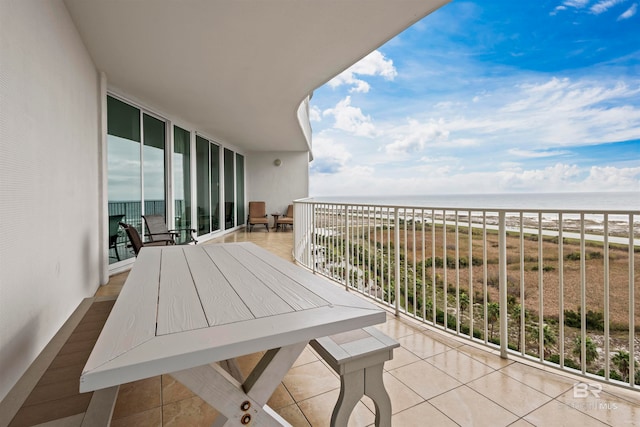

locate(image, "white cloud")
(490, 77), (640, 146)
(565, 0), (590, 7)
(553, 0), (590, 13)
(590, 0), (626, 14)
(328, 50), (397, 93)
(309, 134), (351, 175)
(309, 160), (640, 197)
(385, 118), (450, 154)
(309, 105), (322, 122)
(581, 165), (640, 189)
(500, 163), (584, 191)
(508, 148), (570, 158)
(323, 96), (377, 137)
(618, 2), (638, 19)
(552, 0), (632, 15)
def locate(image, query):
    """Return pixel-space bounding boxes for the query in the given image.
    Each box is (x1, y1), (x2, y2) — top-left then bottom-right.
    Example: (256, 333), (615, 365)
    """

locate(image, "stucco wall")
(246, 151), (309, 218)
(0, 0), (100, 401)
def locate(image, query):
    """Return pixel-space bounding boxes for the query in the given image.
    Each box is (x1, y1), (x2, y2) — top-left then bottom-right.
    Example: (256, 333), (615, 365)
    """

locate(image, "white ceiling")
(64, 0), (450, 153)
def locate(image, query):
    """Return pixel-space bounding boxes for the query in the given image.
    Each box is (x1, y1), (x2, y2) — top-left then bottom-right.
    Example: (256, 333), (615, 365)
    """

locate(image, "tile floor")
(9, 229), (640, 426)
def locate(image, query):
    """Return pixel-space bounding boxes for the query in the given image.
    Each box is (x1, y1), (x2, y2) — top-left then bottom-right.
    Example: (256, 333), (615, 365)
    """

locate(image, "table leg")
(172, 342), (307, 426)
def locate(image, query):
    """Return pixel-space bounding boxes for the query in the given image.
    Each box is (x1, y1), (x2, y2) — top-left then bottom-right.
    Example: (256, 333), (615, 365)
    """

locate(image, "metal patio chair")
(119, 222), (168, 256)
(142, 214), (197, 245)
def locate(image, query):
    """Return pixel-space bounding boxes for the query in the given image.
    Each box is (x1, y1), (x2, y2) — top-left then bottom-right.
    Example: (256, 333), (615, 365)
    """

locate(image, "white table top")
(80, 242), (386, 392)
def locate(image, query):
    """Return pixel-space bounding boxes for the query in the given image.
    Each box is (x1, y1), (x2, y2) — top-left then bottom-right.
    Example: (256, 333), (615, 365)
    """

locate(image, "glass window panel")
(211, 144), (220, 232)
(236, 153), (245, 225)
(143, 114), (166, 217)
(107, 96), (141, 264)
(196, 136), (210, 235)
(224, 148), (235, 229)
(107, 96), (140, 142)
(173, 126), (191, 243)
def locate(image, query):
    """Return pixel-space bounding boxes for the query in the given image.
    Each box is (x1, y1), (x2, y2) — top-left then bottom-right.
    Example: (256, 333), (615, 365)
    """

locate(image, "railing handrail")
(294, 197), (640, 216)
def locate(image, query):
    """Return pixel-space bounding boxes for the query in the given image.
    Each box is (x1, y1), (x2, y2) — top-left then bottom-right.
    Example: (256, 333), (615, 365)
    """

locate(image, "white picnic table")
(80, 242), (386, 425)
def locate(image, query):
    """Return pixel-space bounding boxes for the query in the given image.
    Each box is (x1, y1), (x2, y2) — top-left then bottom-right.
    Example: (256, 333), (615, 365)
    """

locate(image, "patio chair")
(276, 204), (293, 231)
(108, 214), (125, 261)
(247, 201), (269, 232)
(142, 214), (197, 245)
(119, 222), (168, 256)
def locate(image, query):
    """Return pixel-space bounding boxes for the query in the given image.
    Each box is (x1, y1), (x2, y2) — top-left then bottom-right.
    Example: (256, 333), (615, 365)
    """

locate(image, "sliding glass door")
(236, 153), (245, 226)
(173, 126), (191, 243)
(196, 136), (220, 236)
(107, 96), (167, 263)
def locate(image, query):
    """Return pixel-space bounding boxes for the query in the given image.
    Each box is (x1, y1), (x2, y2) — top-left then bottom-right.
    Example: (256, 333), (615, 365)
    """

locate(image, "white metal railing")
(293, 199), (639, 390)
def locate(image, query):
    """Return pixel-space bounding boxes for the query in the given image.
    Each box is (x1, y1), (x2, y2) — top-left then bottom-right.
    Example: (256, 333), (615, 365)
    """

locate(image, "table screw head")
(240, 401), (251, 411)
(241, 414), (251, 424)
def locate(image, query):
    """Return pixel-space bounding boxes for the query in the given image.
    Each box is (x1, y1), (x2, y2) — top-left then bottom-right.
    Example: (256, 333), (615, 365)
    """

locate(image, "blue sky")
(308, 0), (640, 197)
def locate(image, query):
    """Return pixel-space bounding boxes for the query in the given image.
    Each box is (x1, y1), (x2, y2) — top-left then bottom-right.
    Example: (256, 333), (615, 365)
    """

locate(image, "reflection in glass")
(236, 153), (245, 225)
(196, 136), (210, 236)
(224, 148), (235, 229)
(143, 114), (166, 218)
(211, 144), (220, 232)
(173, 126), (191, 243)
(107, 96), (141, 264)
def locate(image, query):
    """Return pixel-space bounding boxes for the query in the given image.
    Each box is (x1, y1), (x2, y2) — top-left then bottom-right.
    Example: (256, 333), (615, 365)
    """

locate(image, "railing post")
(394, 208), (400, 316)
(344, 205), (350, 291)
(498, 212), (508, 358)
(311, 203), (316, 274)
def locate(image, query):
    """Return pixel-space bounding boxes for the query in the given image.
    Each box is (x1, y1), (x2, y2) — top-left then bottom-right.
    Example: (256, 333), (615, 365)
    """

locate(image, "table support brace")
(173, 342), (307, 426)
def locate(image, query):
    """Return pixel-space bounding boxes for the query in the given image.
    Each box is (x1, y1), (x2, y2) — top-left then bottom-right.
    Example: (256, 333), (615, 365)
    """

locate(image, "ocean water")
(313, 191), (639, 212)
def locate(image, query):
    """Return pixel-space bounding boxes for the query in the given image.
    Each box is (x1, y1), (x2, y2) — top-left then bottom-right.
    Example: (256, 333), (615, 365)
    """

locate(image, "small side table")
(271, 213), (280, 230)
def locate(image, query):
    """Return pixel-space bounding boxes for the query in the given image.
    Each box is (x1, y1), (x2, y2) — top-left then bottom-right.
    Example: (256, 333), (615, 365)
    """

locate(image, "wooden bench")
(310, 326), (399, 427)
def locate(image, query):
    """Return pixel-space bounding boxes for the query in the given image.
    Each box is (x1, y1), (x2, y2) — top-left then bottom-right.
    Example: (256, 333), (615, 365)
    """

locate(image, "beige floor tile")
(392, 401), (458, 427)
(233, 351), (264, 378)
(162, 395), (218, 426)
(467, 371), (553, 417)
(383, 346), (421, 371)
(422, 328), (467, 349)
(426, 348), (495, 383)
(110, 407), (162, 427)
(523, 400), (609, 427)
(498, 363), (574, 398)
(275, 403), (311, 426)
(360, 372), (424, 415)
(373, 317), (420, 340)
(388, 360), (461, 400)
(282, 360), (339, 402)
(161, 375), (195, 405)
(430, 385), (519, 427)
(507, 419), (536, 427)
(458, 343), (514, 369)
(297, 389), (375, 427)
(397, 332), (453, 359)
(112, 376), (162, 420)
(556, 388), (640, 426)
(293, 346), (320, 367)
(267, 382), (295, 410)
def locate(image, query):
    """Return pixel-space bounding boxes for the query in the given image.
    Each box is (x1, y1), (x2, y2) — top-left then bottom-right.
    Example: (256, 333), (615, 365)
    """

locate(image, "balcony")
(6, 222), (639, 426)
